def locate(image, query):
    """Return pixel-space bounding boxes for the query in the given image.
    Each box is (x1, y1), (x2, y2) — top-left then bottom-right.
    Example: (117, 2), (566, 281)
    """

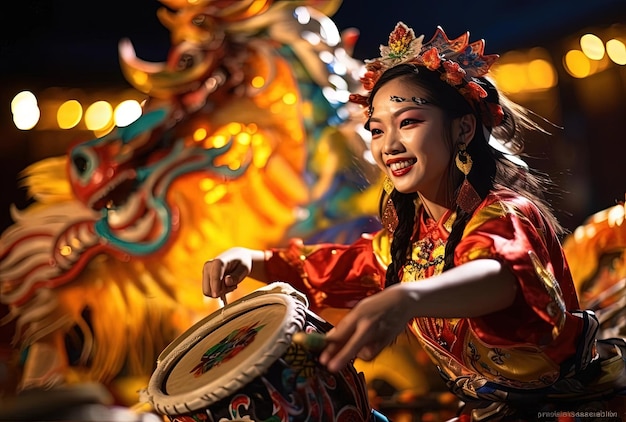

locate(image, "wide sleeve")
(264, 234), (387, 313)
(454, 195), (581, 351)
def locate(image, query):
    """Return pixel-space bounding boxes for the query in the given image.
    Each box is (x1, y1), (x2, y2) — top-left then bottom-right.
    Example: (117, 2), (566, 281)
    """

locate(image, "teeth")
(389, 160), (415, 171)
(88, 169), (134, 210)
(107, 193), (142, 228)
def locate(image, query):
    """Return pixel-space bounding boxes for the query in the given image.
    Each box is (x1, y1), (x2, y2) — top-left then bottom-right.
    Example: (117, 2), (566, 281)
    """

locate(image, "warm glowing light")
(11, 91), (37, 113)
(252, 135), (271, 168)
(57, 100), (83, 129)
(580, 33), (605, 60)
(564, 50), (591, 78)
(527, 59), (557, 89)
(235, 132), (251, 145)
(11, 91), (40, 130)
(492, 63), (527, 93)
(251, 76), (265, 88)
(203, 184), (228, 204)
(193, 127), (208, 142)
(282, 92), (297, 105)
(606, 39), (626, 65)
(114, 99), (142, 127)
(85, 101), (114, 131)
(211, 135), (227, 148)
(227, 122), (242, 135)
(199, 178), (215, 191)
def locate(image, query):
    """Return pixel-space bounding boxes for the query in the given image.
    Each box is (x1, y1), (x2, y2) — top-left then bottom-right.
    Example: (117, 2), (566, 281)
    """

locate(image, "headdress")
(349, 22), (503, 127)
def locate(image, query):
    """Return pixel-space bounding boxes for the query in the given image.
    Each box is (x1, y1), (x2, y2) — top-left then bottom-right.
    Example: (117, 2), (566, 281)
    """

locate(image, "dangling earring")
(383, 175), (394, 195)
(455, 143), (481, 214)
(381, 176), (398, 233)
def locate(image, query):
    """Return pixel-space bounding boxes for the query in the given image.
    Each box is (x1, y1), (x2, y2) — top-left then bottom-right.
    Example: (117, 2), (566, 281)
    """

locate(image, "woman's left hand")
(318, 285), (413, 372)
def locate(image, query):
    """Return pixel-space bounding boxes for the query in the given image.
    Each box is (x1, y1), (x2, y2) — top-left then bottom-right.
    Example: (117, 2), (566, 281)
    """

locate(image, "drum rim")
(147, 289), (308, 416)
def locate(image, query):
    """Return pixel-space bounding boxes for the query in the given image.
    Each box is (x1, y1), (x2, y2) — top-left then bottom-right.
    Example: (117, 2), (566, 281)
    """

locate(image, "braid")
(385, 190), (418, 286)
(443, 209), (471, 270)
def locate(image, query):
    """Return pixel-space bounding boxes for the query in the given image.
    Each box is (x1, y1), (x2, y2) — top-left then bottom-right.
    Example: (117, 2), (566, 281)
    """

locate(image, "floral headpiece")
(350, 22), (503, 127)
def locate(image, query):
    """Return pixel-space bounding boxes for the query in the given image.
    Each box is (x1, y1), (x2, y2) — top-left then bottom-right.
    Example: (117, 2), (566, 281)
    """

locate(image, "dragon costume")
(0, 0), (386, 402)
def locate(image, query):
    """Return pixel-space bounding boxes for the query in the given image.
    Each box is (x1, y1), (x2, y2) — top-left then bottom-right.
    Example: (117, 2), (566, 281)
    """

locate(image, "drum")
(146, 282), (374, 421)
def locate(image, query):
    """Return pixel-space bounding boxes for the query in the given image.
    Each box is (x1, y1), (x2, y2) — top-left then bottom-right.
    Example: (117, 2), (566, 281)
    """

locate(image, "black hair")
(368, 64), (564, 287)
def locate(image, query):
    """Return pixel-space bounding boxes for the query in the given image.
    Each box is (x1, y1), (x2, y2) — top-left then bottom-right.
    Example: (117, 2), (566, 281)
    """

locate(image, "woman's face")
(368, 77), (452, 201)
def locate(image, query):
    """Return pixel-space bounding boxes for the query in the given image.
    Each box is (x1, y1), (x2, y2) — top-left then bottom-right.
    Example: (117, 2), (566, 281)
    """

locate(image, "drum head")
(147, 284), (308, 416)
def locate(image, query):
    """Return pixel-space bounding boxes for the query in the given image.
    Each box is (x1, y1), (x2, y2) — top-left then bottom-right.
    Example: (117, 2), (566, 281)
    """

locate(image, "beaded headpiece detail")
(350, 22), (503, 127)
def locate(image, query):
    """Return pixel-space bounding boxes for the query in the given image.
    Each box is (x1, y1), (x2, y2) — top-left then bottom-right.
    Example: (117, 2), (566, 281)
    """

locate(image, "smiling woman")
(202, 22), (626, 421)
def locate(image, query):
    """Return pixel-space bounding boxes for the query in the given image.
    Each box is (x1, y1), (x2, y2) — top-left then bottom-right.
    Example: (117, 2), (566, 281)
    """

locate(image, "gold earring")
(381, 176), (398, 233)
(383, 175), (394, 194)
(455, 143), (481, 213)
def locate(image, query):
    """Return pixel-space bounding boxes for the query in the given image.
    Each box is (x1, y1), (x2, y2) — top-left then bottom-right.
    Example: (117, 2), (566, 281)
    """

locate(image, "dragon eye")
(73, 153), (89, 174)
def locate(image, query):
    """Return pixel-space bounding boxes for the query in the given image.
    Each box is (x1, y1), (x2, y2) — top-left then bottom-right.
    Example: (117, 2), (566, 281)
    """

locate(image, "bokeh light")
(11, 91), (41, 130)
(85, 101), (113, 131)
(57, 100), (83, 129)
(114, 99), (143, 127)
(580, 33), (605, 60)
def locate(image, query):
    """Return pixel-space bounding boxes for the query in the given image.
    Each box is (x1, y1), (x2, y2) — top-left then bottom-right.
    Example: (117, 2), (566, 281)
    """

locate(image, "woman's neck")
(418, 194), (450, 222)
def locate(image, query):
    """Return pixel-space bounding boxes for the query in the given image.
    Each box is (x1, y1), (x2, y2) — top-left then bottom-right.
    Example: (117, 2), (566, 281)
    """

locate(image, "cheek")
(419, 132), (451, 166)
(369, 139), (385, 167)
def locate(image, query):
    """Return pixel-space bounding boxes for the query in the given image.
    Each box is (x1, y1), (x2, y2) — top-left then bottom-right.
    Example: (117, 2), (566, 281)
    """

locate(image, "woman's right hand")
(202, 247), (265, 298)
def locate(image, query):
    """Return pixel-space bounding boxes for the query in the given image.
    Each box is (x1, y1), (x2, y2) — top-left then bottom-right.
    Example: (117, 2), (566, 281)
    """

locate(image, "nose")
(382, 129), (404, 155)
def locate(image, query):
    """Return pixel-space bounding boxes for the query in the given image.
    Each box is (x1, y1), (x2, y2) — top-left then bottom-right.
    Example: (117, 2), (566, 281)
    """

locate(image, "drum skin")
(146, 283), (373, 422)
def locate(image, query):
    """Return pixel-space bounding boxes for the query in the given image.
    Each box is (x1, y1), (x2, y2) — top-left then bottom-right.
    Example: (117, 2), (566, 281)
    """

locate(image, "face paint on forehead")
(367, 96), (428, 118)
(389, 95), (428, 105)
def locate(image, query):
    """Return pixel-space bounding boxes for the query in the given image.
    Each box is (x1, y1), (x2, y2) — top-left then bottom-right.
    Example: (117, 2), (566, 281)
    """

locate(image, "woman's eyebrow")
(389, 95), (429, 105)
(369, 104), (429, 123)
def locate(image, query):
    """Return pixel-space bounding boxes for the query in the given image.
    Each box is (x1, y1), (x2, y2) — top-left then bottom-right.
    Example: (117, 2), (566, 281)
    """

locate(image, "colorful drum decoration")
(146, 282), (374, 421)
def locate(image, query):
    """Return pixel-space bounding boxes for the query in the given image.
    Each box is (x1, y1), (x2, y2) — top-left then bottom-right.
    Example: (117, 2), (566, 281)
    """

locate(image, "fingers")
(202, 254), (251, 298)
(319, 316), (371, 372)
(227, 263), (249, 288)
(202, 259), (226, 297)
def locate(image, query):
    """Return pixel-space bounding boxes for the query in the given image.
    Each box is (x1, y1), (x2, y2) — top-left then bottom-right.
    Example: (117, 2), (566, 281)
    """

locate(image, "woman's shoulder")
(483, 187), (544, 217)
(465, 187), (548, 233)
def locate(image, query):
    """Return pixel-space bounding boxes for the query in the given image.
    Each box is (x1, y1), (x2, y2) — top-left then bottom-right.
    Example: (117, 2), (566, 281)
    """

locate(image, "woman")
(203, 22), (626, 420)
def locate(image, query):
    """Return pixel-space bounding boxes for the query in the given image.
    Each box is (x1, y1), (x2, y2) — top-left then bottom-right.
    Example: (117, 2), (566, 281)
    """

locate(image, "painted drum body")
(146, 282), (373, 422)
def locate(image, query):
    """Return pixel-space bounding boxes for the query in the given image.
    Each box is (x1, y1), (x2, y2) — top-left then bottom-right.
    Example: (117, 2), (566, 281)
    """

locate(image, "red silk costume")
(263, 188), (626, 418)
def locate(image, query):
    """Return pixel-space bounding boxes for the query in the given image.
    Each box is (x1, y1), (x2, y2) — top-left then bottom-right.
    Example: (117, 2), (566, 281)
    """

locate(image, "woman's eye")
(370, 128), (383, 136)
(400, 118), (420, 127)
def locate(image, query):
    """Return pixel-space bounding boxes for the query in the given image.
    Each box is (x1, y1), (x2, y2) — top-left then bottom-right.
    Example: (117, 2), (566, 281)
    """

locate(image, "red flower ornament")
(442, 61), (466, 86)
(421, 47), (441, 71)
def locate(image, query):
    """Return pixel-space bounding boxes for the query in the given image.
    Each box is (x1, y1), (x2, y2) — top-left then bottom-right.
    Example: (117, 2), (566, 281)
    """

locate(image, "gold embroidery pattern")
(403, 237), (446, 280)
(528, 250), (567, 339)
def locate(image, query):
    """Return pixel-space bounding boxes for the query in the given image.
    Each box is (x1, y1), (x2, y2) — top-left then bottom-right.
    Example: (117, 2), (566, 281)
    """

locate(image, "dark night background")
(1, 0), (626, 233)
